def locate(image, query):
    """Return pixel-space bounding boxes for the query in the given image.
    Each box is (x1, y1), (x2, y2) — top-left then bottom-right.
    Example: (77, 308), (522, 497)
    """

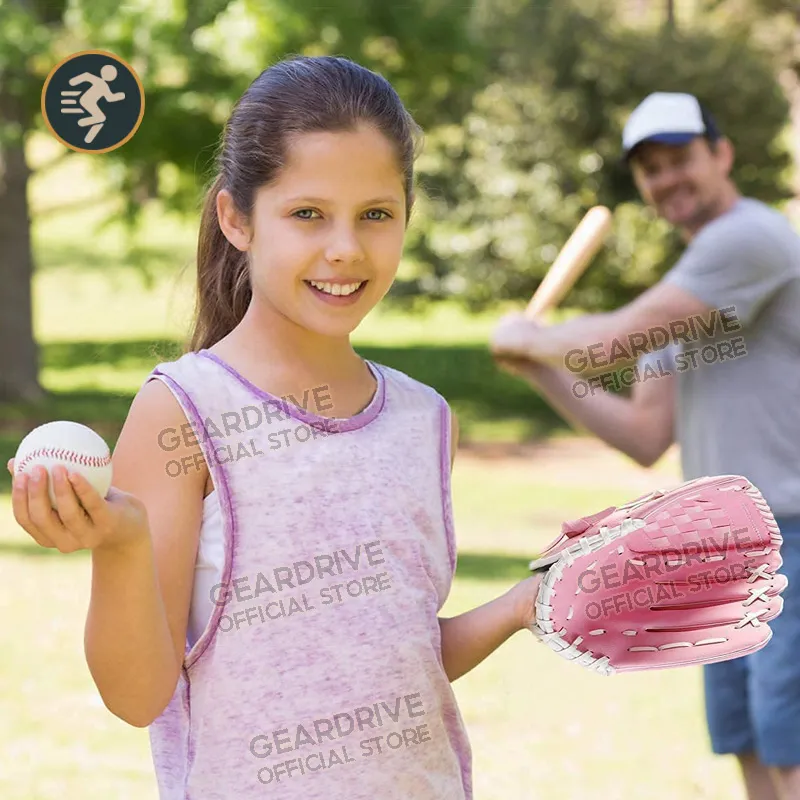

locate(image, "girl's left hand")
(509, 573), (544, 632)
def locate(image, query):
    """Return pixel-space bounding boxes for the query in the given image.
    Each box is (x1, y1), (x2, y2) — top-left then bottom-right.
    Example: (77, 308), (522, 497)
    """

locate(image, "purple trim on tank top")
(148, 369), (237, 674)
(197, 349), (386, 433)
(149, 368), (235, 788)
(439, 398), (457, 575)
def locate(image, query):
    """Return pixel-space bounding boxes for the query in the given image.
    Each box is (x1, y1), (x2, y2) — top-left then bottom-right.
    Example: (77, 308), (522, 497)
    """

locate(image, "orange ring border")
(40, 49), (145, 154)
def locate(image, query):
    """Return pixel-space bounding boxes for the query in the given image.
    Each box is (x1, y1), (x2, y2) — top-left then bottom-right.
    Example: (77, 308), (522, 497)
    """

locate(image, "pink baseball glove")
(529, 475), (786, 675)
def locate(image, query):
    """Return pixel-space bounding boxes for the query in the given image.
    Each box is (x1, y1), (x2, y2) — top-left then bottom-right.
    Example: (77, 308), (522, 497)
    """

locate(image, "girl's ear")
(217, 189), (252, 251)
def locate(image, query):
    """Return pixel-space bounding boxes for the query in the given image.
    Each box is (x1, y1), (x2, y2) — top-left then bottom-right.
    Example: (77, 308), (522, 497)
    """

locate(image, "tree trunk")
(778, 8), (800, 225)
(0, 88), (44, 404)
(665, 0), (676, 30)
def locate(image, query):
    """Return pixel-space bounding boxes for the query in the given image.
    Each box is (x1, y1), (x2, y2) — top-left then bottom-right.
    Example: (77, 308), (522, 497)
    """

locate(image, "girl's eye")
(364, 209), (391, 221)
(292, 209), (320, 220)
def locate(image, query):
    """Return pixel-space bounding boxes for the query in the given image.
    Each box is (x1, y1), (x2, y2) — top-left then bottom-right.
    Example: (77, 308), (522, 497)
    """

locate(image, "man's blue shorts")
(703, 517), (800, 766)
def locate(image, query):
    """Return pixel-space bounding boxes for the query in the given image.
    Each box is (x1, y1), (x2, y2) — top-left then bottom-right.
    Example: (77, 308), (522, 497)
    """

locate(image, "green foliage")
(273, 0), (487, 132)
(703, 0), (799, 16)
(2, 0), (486, 248)
(1, 0), (796, 314)
(401, 0), (793, 312)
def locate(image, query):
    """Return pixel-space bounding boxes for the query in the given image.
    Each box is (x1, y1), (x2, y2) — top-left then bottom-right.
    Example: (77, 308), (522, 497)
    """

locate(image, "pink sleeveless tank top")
(145, 350), (473, 799)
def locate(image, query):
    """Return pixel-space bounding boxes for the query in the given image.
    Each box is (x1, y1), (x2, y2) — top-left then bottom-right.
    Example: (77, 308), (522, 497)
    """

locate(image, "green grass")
(0, 469), (745, 799)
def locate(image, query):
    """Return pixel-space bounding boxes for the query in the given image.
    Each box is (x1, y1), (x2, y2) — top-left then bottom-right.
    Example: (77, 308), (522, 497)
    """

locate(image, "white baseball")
(13, 420), (113, 508)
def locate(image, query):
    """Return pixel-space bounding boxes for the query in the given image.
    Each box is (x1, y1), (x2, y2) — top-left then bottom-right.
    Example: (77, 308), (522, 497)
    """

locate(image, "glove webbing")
(533, 518), (645, 676)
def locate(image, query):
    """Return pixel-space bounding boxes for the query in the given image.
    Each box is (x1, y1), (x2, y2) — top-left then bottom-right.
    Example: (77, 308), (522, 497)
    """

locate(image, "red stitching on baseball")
(16, 447), (111, 474)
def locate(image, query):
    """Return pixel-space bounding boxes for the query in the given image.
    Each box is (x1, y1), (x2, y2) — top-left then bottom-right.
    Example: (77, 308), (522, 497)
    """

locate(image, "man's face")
(629, 137), (733, 232)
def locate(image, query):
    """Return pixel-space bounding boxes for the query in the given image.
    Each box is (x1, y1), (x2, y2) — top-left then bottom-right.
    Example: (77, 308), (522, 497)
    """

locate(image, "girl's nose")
(325, 226), (365, 264)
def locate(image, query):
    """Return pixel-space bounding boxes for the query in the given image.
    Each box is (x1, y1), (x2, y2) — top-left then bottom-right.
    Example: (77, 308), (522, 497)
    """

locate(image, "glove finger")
(651, 572), (786, 619)
(540, 608), (778, 676)
(577, 585), (783, 635)
(573, 555), (785, 619)
(771, 571), (790, 595)
(622, 603), (781, 669)
(615, 623), (775, 673)
(644, 594), (784, 632)
(620, 537), (783, 588)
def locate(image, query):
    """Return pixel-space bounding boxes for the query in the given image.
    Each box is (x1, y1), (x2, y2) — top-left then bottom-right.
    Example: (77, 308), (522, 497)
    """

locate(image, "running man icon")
(61, 65), (126, 144)
(42, 50), (144, 154)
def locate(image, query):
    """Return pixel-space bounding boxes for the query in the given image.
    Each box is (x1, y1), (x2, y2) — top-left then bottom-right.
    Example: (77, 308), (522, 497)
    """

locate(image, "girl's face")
(220, 124), (408, 339)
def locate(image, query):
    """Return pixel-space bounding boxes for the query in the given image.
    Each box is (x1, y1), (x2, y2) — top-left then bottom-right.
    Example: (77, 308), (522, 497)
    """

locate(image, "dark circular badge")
(41, 50), (145, 154)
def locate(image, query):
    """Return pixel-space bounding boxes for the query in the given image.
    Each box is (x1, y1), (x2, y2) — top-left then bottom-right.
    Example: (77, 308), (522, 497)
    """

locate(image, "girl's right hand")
(7, 459), (150, 555)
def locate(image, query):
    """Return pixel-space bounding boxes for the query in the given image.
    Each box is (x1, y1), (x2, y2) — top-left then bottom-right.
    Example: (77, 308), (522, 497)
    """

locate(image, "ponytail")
(186, 175), (252, 353)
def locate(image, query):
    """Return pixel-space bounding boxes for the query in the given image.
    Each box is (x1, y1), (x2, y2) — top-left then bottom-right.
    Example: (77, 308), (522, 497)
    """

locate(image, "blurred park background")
(1, 0), (799, 797)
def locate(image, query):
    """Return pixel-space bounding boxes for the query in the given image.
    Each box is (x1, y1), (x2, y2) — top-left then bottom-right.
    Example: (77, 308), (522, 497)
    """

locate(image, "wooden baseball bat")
(525, 205), (613, 319)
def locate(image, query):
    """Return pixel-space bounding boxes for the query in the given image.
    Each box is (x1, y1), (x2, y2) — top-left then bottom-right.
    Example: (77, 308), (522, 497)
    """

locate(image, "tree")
(0, 0), (232, 403)
(0, 1), (60, 403)
(666, 0), (676, 29)
(0, 0), (485, 403)
(400, 0), (792, 312)
(702, 0), (800, 218)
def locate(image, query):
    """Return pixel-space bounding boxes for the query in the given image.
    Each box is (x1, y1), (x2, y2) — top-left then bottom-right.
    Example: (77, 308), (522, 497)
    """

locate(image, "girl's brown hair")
(186, 55), (423, 353)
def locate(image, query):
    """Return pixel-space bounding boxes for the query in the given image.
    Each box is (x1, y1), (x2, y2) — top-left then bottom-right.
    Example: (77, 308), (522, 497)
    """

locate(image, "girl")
(9, 55), (540, 799)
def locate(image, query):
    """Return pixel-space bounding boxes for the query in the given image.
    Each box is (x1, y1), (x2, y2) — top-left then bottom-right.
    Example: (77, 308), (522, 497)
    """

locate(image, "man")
(490, 92), (800, 800)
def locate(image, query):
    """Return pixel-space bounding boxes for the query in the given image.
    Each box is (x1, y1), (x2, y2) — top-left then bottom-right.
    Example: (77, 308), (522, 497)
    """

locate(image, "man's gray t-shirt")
(639, 197), (800, 517)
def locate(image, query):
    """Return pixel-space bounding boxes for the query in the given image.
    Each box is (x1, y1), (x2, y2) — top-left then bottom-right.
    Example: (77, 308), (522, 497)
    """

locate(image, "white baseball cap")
(622, 92), (721, 158)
